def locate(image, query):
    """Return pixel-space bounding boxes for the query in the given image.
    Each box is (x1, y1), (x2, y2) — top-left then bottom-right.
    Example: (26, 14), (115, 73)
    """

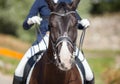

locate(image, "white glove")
(78, 19), (90, 28)
(27, 16), (42, 25)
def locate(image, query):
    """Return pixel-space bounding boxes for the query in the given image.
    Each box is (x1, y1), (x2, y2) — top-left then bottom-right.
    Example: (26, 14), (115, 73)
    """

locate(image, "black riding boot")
(13, 75), (23, 84)
(86, 77), (95, 84)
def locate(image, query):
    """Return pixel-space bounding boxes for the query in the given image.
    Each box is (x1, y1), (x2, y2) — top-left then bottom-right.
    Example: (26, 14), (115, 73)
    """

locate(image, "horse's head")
(46, 0), (80, 71)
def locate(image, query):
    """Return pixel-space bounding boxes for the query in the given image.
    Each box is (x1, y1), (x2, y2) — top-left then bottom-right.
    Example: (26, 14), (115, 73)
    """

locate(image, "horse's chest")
(43, 64), (67, 84)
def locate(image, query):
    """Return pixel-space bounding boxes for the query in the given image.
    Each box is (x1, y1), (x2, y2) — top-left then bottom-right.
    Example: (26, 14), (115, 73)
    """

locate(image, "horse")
(29, 0), (82, 84)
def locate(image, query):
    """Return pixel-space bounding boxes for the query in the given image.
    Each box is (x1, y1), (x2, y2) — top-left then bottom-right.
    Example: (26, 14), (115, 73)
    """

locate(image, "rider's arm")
(23, 0), (43, 30)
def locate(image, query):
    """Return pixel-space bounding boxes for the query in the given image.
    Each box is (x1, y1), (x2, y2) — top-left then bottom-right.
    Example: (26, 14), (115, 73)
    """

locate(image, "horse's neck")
(45, 40), (54, 61)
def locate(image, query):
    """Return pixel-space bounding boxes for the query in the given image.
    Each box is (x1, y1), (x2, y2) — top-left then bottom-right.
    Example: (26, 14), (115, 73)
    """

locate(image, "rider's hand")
(78, 19), (90, 28)
(27, 16), (42, 25)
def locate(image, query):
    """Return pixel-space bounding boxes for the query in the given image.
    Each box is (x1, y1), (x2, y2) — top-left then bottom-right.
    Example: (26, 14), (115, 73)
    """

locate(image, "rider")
(13, 0), (94, 84)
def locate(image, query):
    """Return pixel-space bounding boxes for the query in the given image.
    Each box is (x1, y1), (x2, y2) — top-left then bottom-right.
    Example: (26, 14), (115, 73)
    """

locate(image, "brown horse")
(29, 0), (82, 84)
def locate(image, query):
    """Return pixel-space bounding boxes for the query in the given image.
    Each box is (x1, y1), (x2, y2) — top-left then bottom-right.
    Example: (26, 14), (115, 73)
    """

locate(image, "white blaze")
(59, 41), (72, 69)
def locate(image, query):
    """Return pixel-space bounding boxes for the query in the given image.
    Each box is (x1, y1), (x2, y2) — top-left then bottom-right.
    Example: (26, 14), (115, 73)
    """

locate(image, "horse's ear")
(70, 0), (80, 10)
(46, 0), (56, 11)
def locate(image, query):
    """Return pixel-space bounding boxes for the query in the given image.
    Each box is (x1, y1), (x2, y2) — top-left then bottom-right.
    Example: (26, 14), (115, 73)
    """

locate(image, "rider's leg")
(13, 33), (49, 83)
(76, 48), (94, 84)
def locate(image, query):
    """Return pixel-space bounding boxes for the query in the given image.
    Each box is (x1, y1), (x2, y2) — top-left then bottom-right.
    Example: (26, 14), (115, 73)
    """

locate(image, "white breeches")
(15, 33), (49, 77)
(15, 33), (93, 81)
(76, 48), (94, 81)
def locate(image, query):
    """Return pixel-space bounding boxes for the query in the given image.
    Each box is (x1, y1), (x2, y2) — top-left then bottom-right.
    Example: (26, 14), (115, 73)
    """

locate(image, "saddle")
(22, 50), (45, 84)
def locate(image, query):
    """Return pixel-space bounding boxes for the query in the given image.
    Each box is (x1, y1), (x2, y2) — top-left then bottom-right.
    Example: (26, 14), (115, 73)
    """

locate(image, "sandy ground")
(0, 73), (13, 84)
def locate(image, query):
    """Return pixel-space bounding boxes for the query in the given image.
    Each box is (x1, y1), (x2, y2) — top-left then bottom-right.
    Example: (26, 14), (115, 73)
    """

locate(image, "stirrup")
(13, 75), (23, 84)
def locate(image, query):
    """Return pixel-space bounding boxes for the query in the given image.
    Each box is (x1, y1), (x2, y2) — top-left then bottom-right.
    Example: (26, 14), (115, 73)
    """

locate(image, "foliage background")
(0, 0), (120, 42)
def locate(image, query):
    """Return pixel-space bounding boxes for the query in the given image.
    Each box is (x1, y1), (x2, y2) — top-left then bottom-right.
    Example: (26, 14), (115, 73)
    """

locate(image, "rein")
(76, 29), (86, 62)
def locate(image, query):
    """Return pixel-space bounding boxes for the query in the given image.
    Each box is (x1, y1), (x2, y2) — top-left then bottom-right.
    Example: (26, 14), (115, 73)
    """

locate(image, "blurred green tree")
(0, 0), (34, 38)
(0, 17), (18, 36)
(0, 0), (18, 36)
(90, 0), (120, 14)
(0, 0), (7, 8)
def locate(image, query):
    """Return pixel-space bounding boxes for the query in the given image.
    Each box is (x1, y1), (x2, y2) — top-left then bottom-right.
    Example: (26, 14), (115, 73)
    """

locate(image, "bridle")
(50, 11), (77, 67)
(50, 10), (76, 48)
(55, 32), (75, 49)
